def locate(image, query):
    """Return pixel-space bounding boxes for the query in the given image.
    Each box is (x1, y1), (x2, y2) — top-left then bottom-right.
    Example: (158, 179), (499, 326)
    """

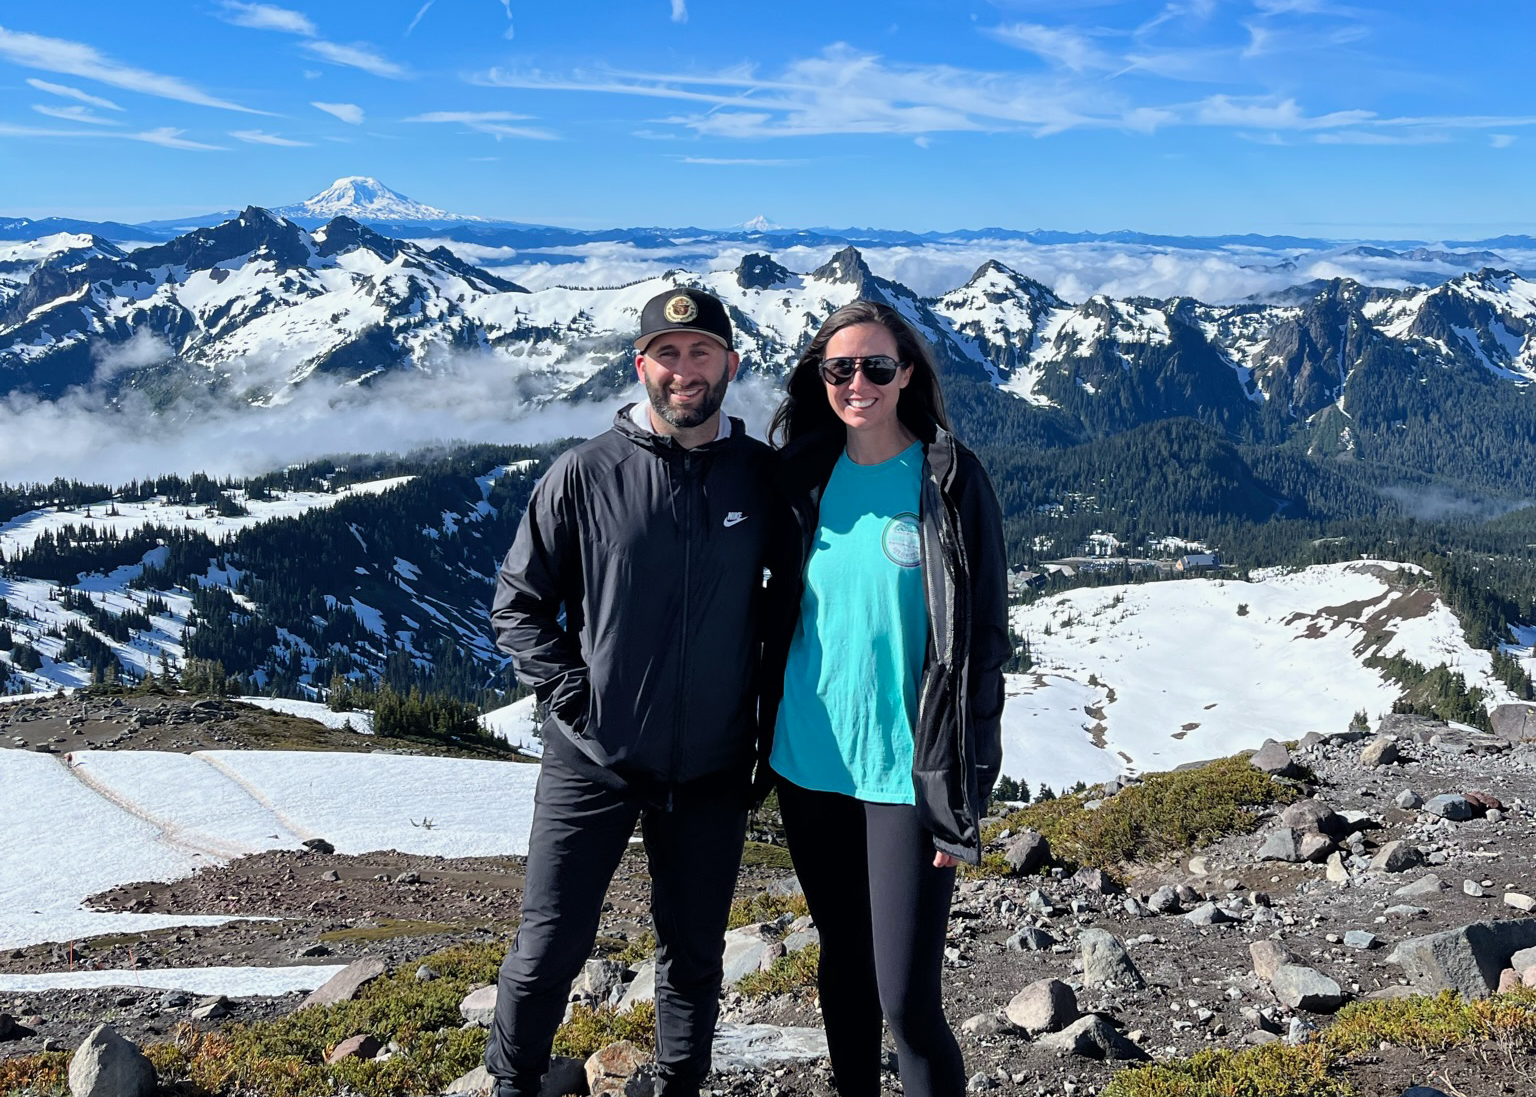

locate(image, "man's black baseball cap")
(635, 288), (733, 352)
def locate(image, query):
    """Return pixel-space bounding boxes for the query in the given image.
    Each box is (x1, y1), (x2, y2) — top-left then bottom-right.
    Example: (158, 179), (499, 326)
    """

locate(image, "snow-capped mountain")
(274, 176), (484, 225)
(2, 209), (1536, 487)
(740, 215), (781, 232)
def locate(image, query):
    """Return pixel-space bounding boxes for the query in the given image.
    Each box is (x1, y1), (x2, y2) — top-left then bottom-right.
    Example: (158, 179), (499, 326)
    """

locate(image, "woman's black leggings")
(777, 779), (966, 1097)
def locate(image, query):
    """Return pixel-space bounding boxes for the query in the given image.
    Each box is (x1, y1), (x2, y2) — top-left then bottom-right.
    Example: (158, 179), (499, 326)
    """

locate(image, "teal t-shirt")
(772, 441), (928, 804)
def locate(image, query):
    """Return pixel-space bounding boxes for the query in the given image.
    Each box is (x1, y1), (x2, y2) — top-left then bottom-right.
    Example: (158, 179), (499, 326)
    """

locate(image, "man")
(485, 287), (776, 1097)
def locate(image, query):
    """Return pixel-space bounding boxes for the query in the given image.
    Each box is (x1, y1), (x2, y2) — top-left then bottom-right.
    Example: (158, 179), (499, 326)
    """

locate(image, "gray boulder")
(1004, 927), (1055, 952)
(1257, 827), (1302, 862)
(1249, 939), (1299, 982)
(1004, 978), (1078, 1036)
(1079, 928), (1145, 990)
(68, 1024), (155, 1097)
(300, 956), (386, 1009)
(1424, 794), (1477, 821)
(1387, 918), (1536, 998)
(1183, 901), (1235, 926)
(1280, 799), (1345, 836)
(1369, 841), (1426, 874)
(1033, 1014), (1149, 1060)
(1146, 885), (1181, 914)
(1269, 964), (1346, 1012)
(460, 984), (498, 1027)
(1249, 739), (1302, 778)
(1393, 874), (1448, 899)
(710, 1024), (830, 1073)
(1005, 830), (1051, 876)
(1360, 736), (1399, 767)
(1490, 703), (1536, 744)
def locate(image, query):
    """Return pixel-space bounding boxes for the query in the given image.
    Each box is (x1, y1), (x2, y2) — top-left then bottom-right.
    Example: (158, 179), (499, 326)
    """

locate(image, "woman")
(761, 300), (1009, 1097)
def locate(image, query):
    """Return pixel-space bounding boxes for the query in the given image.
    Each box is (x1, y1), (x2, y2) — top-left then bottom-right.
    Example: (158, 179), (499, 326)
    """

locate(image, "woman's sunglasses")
(819, 355), (903, 386)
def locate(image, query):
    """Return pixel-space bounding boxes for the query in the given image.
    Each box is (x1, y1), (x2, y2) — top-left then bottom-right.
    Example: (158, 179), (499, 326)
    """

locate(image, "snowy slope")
(999, 561), (1526, 792)
(275, 177), (483, 224)
(1, 747), (541, 950)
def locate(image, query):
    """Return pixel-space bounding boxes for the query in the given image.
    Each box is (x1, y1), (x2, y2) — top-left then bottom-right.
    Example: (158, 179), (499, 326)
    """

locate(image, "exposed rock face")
(585, 1039), (653, 1097)
(1032, 1014), (1149, 1060)
(1269, 964), (1346, 1013)
(1388, 918), (1536, 998)
(1005, 829), (1051, 875)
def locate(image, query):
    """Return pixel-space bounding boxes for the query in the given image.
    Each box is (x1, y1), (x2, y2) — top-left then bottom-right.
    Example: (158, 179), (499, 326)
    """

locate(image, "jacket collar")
(782, 419), (959, 491)
(613, 403), (738, 456)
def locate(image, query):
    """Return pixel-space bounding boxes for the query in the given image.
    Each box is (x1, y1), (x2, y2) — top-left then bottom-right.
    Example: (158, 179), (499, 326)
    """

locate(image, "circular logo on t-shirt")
(882, 512), (921, 567)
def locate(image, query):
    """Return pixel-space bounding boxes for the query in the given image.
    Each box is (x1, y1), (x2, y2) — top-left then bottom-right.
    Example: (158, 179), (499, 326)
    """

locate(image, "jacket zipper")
(671, 449), (694, 805)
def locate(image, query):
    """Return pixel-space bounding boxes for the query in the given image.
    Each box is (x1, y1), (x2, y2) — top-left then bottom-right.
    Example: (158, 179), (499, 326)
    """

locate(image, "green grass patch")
(726, 890), (808, 930)
(1101, 1041), (1348, 1097)
(1105, 989), (1536, 1096)
(740, 841), (795, 871)
(735, 944), (820, 1000)
(612, 931), (656, 966)
(981, 754), (1298, 871)
(552, 1002), (657, 1059)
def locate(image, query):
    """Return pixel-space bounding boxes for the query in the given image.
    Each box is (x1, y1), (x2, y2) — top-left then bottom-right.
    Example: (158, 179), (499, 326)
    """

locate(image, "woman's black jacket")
(759, 424), (1011, 865)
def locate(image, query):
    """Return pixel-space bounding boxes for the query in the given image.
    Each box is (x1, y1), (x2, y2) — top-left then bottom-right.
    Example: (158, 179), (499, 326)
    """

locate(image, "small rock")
(966, 1072), (999, 1092)
(1146, 885), (1181, 914)
(1369, 841), (1426, 874)
(1257, 828), (1301, 863)
(1280, 799), (1345, 836)
(1033, 1014), (1149, 1060)
(1464, 881), (1487, 898)
(1360, 737), (1399, 767)
(1270, 964), (1346, 1012)
(959, 1012), (1011, 1038)
(585, 1040), (652, 1097)
(302, 838), (336, 855)
(1343, 930), (1381, 950)
(1395, 790), (1423, 810)
(301, 957), (386, 1009)
(1004, 927), (1055, 952)
(1079, 928), (1145, 990)
(1250, 939), (1299, 982)
(326, 1034), (382, 1064)
(1504, 893), (1536, 913)
(1183, 902), (1233, 926)
(1394, 874), (1448, 899)
(1003, 978), (1078, 1036)
(460, 984), (498, 1027)
(1326, 852), (1351, 884)
(1424, 795), (1476, 822)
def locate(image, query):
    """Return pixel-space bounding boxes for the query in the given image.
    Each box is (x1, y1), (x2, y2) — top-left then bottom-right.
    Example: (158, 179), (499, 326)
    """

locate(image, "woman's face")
(820, 322), (912, 437)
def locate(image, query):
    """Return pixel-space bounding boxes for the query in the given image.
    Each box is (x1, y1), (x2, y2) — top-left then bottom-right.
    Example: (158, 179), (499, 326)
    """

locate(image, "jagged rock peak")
(811, 245), (873, 286)
(959, 260), (1065, 305)
(735, 253), (791, 290)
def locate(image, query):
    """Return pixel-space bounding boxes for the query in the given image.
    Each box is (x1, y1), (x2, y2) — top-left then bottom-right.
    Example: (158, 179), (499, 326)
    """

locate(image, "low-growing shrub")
(735, 944), (821, 1000)
(982, 754), (1297, 871)
(0, 1050), (68, 1096)
(727, 891), (809, 929)
(1100, 1040), (1348, 1097)
(553, 1002), (657, 1059)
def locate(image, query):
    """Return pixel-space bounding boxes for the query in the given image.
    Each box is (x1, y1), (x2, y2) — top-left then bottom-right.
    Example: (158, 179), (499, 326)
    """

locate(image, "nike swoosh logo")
(723, 513), (748, 528)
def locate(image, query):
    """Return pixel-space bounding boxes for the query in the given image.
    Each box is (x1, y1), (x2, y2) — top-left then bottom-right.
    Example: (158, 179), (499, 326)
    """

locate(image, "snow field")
(0, 965), (347, 996)
(1, 748), (541, 951)
(999, 561), (1516, 791)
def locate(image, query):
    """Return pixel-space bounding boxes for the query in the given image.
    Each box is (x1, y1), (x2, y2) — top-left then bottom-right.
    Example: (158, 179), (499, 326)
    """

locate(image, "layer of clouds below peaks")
(0, 352), (785, 486)
(469, 239), (1536, 306)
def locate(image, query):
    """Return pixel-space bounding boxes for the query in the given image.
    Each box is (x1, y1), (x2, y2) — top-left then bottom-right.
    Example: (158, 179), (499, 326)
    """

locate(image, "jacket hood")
(614, 403), (743, 455)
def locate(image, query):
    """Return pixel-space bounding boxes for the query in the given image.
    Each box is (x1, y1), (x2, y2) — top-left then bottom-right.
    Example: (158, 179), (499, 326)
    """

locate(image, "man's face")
(636, 333), (740, 431)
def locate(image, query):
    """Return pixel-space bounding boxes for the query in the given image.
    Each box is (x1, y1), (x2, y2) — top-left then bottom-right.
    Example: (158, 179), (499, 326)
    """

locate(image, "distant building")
(1176, 553), (1220, 572)
(1007, 566), (1047, 595)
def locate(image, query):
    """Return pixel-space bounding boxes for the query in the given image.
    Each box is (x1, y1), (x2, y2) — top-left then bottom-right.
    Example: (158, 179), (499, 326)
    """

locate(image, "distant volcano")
(273, 177), (484, 223)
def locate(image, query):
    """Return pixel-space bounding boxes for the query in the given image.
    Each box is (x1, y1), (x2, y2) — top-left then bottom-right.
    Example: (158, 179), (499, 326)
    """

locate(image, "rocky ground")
(6, 693), (1536, 1095)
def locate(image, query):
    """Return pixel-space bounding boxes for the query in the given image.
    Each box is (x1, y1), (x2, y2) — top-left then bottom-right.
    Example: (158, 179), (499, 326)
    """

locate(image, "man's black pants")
(485, 737), (748, 1097)
(777, 778), (965, 1097)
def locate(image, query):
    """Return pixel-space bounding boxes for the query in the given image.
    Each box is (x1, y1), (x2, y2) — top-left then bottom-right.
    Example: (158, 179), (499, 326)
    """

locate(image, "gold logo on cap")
(663, 294), (699, 323)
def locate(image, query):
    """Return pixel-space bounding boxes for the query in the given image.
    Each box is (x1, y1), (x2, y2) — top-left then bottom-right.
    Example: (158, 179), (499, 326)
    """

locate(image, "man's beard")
(646, 373), (729, 429)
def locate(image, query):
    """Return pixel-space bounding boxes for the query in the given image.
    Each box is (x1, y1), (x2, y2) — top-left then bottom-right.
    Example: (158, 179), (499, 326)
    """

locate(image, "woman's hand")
(933, 851), (958, 868)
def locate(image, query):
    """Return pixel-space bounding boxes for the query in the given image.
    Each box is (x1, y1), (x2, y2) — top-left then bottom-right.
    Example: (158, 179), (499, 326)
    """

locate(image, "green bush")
(983, 754), (1297, 871)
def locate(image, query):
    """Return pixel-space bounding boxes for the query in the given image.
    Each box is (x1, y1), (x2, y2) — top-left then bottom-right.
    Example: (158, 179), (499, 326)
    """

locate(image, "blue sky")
(1, 1), (1532, 237)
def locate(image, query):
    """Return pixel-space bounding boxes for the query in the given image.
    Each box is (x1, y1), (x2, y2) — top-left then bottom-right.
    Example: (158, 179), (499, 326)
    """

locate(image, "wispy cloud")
(406, 1), (434, 35)
(0, 122), (225, 150)
(0, 25), (267, 113)
(26, 77), (123, 111)
(313, 101), (364, 124)
(231, 129), (312, 146)
(217, 1), (317, 37)
(497, 0), (515, 39)
(987, 22), (1114, 72)
(1192, 95), (1374, 130)
(671, 0), (688, 24)
(1312, 131), (1449, 146)
(406, 110), (557, 140)
(32, 103), (120, 126)
(1490, 133), (1517, 149)
(302, 40), (409, 79)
